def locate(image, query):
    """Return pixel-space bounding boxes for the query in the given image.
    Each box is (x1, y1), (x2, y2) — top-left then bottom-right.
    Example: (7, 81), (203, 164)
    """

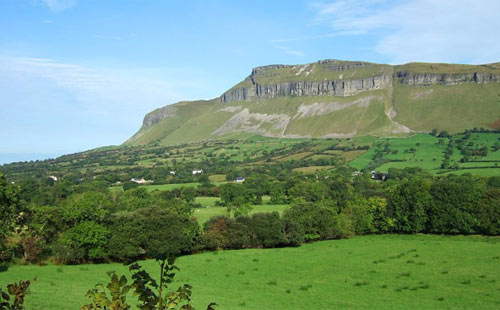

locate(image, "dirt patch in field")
(293, 166), (334, 173)
(344, 150), (367, 161)
(488, 119), (500, 129)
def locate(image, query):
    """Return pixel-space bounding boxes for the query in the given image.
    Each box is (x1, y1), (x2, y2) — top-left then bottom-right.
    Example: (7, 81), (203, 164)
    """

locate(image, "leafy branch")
(82, 259), (216, 310)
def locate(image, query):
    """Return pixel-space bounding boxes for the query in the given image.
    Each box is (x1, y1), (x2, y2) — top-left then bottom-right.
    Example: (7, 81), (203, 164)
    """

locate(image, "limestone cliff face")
(219, 75), (390, 103)
(251, 64), (294, 75)
(395, 72), (500, 86)
(250, 60), (371, 74)
(143, 106), (177, 127)
(317, 59), (372, 71)
(219, 60), (390, 103)
(219, 60), (500, 104)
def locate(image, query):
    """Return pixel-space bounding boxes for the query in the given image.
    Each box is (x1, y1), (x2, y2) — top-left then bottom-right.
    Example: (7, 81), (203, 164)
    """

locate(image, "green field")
(2, 235), (500, 309)
(193, 204), (289, 225)
(193, 196), (289, 224)
(5, 131), (500, 186)
(110, 182), (227, 193)
(350, 133), (500, 176)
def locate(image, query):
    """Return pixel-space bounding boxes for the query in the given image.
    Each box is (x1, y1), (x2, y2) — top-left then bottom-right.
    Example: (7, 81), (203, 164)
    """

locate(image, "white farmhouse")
(131, 178), (148, 184)
(192, 169), (203, 175)
(234, 177), (246, 183)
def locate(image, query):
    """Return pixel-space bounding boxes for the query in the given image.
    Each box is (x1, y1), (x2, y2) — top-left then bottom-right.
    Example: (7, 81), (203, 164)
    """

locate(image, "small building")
(169, 171), (176, 175)
(234, 177), (246, 183)
(131, 178), (149, 184)
(49, 175), (58, 182)
(192, 169), (203, 175)
(370, 171), (388, 181)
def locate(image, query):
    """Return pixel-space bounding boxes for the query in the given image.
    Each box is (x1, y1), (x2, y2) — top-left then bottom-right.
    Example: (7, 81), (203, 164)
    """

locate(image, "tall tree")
(0, 172), (20, 263)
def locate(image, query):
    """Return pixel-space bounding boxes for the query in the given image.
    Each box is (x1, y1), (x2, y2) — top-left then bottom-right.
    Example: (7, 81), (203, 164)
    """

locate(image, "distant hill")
(125, 60), (500, 146)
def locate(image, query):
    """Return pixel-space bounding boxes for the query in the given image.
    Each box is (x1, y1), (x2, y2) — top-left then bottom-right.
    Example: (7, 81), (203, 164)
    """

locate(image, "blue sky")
(1, 0), (499, 164)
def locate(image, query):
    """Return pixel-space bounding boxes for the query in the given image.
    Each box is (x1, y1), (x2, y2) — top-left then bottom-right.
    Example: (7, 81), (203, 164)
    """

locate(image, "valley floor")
(2, 234), (499, 309)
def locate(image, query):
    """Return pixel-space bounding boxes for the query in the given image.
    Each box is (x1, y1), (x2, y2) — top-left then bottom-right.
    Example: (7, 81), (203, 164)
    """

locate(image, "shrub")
(428, 175), (485, 234)
(54, 221), (109, 264)
(283, 202), (352, 240)
(108, 207), (199, 261)
(0, 279), (32, 310)
(248, 212), (284, 248)
(476, 188), (500, 235)
(346, 197), (374, 234)
(62, 192), (113, 225)
(82, 260), (217, 310)
(282, 217), (304, 246)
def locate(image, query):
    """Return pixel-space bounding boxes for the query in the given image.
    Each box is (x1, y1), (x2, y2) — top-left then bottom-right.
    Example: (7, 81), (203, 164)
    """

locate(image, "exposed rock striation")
(220, 60), (500, 103)
(251, 64), (294, 75)
(294, 96), (379, 118)
(318, 59), (372, 71)
(212, 108), (291, 137)
(395, 72), (500, 86)
(220, 75), (390, 103)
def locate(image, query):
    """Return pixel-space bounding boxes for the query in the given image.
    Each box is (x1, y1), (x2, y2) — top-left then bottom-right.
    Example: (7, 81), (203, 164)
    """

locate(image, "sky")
(1, 0), (500, 164)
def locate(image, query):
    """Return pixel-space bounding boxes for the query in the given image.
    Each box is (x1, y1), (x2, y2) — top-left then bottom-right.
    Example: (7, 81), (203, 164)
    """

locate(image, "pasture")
(350, 133), (500, 176)
(193, 196), (289, 224)
(110, 182), (227, 193)
(193, 204), (289, 225)
(2, 235), (499, 310)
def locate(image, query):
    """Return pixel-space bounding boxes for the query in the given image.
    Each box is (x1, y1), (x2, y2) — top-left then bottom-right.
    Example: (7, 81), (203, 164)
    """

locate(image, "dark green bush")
(108, 207), (199, 261)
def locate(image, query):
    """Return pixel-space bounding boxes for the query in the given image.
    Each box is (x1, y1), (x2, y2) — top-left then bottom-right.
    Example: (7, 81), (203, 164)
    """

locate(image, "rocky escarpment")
(395, 72), (500, 86)
(220, 60), (386, 103)
(251, 60), (371, 74)
(143, 106), (177, 127)
(251, 64), (295, 75)
(220, 75), (391, 103)
(318, 59), (372, 71)
(220, 60), (500, 104)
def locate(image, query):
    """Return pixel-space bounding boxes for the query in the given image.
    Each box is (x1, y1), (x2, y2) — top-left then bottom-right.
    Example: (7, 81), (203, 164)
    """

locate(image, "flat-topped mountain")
(125, 59), (500, 146)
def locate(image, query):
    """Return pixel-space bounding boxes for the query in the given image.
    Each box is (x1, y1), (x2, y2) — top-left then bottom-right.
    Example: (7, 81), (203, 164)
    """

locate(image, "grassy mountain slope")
(126, 60), (500, 146)
(393, 83), (500, 133)
(126, 100), (218, 146)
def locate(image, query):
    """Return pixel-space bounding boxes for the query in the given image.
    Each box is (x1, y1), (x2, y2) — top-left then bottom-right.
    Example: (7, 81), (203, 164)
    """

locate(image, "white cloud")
(1, 56), (182, 109)
(313, 0), (500, 64)
(0, 56), (186, 152)
(31, 0), (77, 12)
(271, 44), (305, 57)
(43, 0), (77, 12)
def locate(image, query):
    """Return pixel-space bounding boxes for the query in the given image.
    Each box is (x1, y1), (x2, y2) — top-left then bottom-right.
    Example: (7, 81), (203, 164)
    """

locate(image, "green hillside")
(126, 100), (219, 146)
(393, 83), (500, 133)
(125, 59), (500, 147)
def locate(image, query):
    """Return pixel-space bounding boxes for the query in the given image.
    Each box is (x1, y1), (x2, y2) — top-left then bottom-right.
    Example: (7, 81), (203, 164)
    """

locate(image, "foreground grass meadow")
(2, 235), (499, 310)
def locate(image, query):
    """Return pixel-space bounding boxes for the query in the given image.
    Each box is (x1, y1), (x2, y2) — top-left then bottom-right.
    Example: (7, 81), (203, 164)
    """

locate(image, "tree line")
(2, 167), (500, 266)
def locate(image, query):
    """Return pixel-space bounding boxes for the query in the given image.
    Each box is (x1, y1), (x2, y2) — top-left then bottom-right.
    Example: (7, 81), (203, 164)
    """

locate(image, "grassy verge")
(2, 235), (499, 310)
